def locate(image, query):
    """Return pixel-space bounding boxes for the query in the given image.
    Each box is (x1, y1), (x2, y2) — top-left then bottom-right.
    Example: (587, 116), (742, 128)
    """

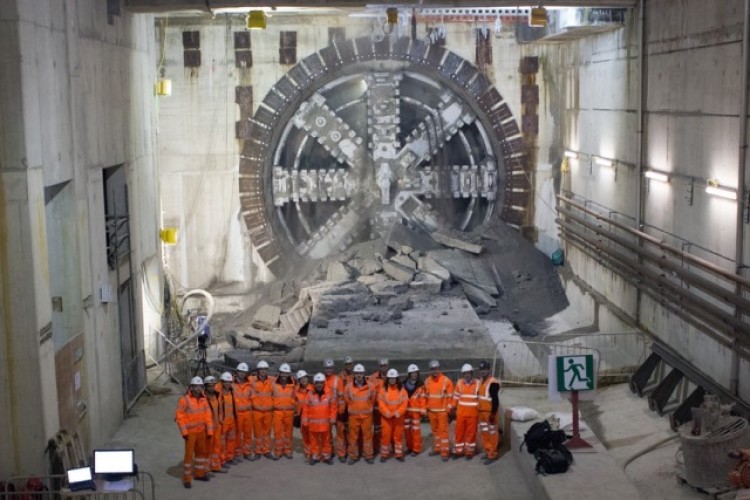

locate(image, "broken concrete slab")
(279, 305), (312, 335)
(242, 326), (304, 348)
(383, 260), (416, 282)
(386, 223), (443, 255)
(227, 332), (261, 350)
(462, 282), (497, 312)
(431, 231), (484, 254)
(327, 261), (355, 282)
(251, 304), (281, 331)
(427, 249), (498, 296)
(320, 280), (370, 297)
(409, 272), (443, 294)
(369, 280), (409, 295)
(388, 295), (414, 311)
(319, 293), (369, 314)
(417, 255), (451, 283)
(348, 257), (382, 276)
(357, 274), (388, 286)
(391, 254), (417, 269)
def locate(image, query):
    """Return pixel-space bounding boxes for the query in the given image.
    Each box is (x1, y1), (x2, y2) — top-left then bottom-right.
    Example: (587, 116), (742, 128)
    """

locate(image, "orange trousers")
(347, 413), (374, 459)
(309, 429), (332, 461)
(182, 430), (209, 483)
(253, 411), (273, 455)
(208, 432), (223, 471)
(235, 411), (253, 458)
(454, 414), (478, 457)
(373, 410), (381, 451)
(300, 424), (311, 458)
(222, 420), (236, 462)
(334, 420), (347, 458)
(380, 416), (405, 458)
(478, 411), (500, 459)
(272, 410), (294, 457)
(404, 411), (423, 454)
(428, 411), (450, 457)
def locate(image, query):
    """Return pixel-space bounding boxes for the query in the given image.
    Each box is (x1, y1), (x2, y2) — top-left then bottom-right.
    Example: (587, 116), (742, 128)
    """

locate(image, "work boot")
(465, 455), (474, 461)
(270, 454), (280, 461)
(380, 456), (387, 463)
(285, 453), (294, 460)
(338, 456), (346, 463)
(451, 453), (462, 460)
(195, 476), (210, 482)
(183, 482), (191, 489)
(410, 451), (419, 457)
(366, 458), (375, 464)
(309, 459), (318, 466)
(215, 467), (229, 474)
(324, 458), (334, 465)
(347, 458), (358, 465)
(441, 456), (450, 462)
(264, 452), (274, 460)
(428, 450), (440, 457)
(482, 457), (498, 465)
(396, 456), (405, 462)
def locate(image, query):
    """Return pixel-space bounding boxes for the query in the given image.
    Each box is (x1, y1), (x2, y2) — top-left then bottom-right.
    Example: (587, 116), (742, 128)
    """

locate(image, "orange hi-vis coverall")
(404, 381), (427, 454)
(220, 385), (237, 462)
(205, 388), (223, 471)
(175, 392), (214, 484)
(368, 371), (386, 450)
(295, 383), (312, 458)
(251, 375), (275, 455)
(344, 380), (375, 460)
(478, 375), (501, 459)
(325, 373), (347, 459)
(378, 384), (408, 459)
(272, 379), (296, 457)
(233, 376), (254, 459)
(302, 388), (337, 461)
(452, 377), (480, 457)
(424, 373), (454, 458)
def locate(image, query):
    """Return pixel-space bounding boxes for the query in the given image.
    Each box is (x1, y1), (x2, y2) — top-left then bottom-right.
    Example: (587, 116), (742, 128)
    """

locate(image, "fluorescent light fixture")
(246, 10), (267, 29)
(529, 6), (548, 27)
(705, 182), (737, 200)
(644, 170), (669, 183)
(564, 150), (578, 159)
(594, 156), (614, 167)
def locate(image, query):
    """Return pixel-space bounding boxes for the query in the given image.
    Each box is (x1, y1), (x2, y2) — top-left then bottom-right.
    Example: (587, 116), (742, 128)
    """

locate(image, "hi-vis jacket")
(478, 376), (500, 413)
(251, 375), (276, 412)
(233, 377), (253, 413)
(453, 378), (481, 417)
(406, 382), (427, 415)
(302, 389), (337, 432)
(424, 373), (454, 412)
(176, 392), (214, 437)
(378, 385), (408, 419)
(272, 380), (296, 412)
(345, 380), (376, 415)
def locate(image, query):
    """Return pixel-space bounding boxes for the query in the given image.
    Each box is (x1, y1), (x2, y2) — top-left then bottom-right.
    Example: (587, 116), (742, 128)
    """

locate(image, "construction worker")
(404, 364), (427, 456)
(424, 359), (453, 461)
(369, 358), (389, 451)
(233, 362), (255, 461)
(478, 360), (501, 464)
(339, 355), (355, 387)
(272, 363), (296, 459)
(324, 358), (347, 462)
(203, 376), (228, 474)
(251, 360), (275, 458)
(452, 363), (480, 460)
(175, 377), (214, 488)
(219, 372), (237, 465)
(303, 373), (337, 465)
(378, 368), (408, 462)
(344, 364), (376, 464)
(294, 370), (312, 459)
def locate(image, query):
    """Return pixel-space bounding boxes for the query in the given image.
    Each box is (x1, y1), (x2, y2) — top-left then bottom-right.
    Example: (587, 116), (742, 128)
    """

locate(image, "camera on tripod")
(189, 310), (211, 351)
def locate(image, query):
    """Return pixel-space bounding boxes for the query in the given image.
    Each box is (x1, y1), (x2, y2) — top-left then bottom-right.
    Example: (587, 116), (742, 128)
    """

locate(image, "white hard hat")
(344, 356), (354, 364)
(257, 360), (269, 369)
(324, 358), (334, 368)
(407, 364), (419, 373)
(386, 369), (398, 378)
(220, 372), (233, 382)
(353, 364), (366, 373)
(237, 362), (249, 372)
(204, 376), (217, 384)
(279, 363), (291, 374)
(379, 358), (389, 366)
(190, 376), (204, 386)
(461, 363), (474, 373)
(296, 370), (308, 379)
(429, 360), (440, 369)
(313, 372), (326, 383)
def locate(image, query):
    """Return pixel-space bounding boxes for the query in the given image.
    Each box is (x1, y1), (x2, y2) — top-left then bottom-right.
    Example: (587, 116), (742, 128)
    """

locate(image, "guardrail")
(0, 471), (155, 499)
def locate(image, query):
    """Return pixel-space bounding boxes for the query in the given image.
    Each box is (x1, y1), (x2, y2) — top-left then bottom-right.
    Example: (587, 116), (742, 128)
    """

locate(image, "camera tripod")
(192, 346), (211, 378)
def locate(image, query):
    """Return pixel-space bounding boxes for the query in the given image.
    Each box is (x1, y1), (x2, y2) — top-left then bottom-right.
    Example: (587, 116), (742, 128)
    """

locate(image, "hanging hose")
(622, 434), (680, 470)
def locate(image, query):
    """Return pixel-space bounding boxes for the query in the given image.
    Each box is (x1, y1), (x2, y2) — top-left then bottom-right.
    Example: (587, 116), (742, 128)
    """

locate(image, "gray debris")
(357, 274), (388, 286)
(251, 305), (281, 331)
(349, 257), (382, 276)
(369, 280), (409, 295)
(383, 260), (416, 282)
(388, 295), (414, 311)
(391, 254), (417, 269)
(427, 249), (497, 296)
(386, 223), (443, 254)
(417, 255), (451, 283)
(279, 305), (312, 335)
(409, 272), (443, 294)
(327, 261), (355, 282)
(462, 282), (497, 312)
(431, 231), (484, 254)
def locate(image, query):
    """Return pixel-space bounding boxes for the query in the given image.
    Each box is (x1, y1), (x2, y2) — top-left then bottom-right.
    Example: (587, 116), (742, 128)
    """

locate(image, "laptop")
(67, 466), (97, 492)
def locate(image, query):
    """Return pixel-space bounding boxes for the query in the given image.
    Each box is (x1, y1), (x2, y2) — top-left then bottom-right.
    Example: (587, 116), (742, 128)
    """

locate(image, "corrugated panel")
(477, 88), (502, 112)
(354, 36), (374, 60)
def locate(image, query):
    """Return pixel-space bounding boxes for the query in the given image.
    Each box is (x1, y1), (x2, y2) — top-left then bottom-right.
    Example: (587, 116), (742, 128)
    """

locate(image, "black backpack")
(520, 421), (569, 454)
(535, 445), (573, 475)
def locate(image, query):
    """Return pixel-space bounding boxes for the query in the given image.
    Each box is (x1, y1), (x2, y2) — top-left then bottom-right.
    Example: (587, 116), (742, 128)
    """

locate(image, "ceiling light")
(644, 170), (669, 183)
(246, 10), (266, 30)
(705, 179), (737, 200)
(155, 79), (171, 96)
(594, 156), (614, 167)
(564, 150), (578, 159)
(529, 6), (548, 27)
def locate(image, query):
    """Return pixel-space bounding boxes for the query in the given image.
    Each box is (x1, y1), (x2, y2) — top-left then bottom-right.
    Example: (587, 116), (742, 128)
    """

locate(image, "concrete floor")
(107, 373), (729, 500)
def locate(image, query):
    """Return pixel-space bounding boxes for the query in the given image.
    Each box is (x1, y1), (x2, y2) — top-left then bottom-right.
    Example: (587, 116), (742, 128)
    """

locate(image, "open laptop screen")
(67, 466), (92, 484)
(93, 449), (134, 475)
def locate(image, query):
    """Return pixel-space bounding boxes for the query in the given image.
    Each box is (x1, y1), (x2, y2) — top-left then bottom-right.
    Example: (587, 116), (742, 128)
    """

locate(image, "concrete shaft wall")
(156, 14), (527, 293)
(535, 1), (750, 403)
(0, 0), (160, 477)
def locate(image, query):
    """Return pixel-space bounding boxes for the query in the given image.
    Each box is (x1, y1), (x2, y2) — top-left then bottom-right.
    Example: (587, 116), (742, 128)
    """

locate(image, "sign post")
(555, 354), (595, 449)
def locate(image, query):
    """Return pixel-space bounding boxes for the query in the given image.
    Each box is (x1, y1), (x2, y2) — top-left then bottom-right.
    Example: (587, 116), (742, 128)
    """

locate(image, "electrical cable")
(622, 433), (679, 470)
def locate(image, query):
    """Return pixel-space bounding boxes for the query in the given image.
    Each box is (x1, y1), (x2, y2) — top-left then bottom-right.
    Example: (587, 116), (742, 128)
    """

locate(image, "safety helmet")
(379, 358), (389, 366)
(323, 358), (334, 368)
(190, 376), (204, 386)
(279, 363), (291, 374)
(203, 376), (217, 384)
(237, 362), (249, 372)
(429, 359), (440, 369)
(220, 372), (233, 382)
(386, 369), (398, 378)
(313, 372), (326, 383)
(257, 360), (269, 369)
(296, 370), (308, 379)
(461, 363), (474, 373)
(344, 356), (353, 364)
(353, 364), (366, 373)
(407, 364), (419, 373)
(478, 360), (490, 370)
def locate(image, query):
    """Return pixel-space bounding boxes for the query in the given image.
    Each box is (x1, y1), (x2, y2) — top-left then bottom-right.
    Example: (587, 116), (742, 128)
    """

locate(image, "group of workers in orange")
(175, 357), (501, 488)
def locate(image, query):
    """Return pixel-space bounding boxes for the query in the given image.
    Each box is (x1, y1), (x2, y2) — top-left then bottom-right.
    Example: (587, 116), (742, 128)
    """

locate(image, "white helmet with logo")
(379, 358), (389, 366)
(461, 363), (474, 373)
(257, 360), (269, 369)
(323, 358), (334, 368)
(407, 364), (419, 373)
(344, 356), (354, 364)
(429, 360), (440, 369)
(237, 362), (249, 372)
(296, 370), (308, 379)
(190, 376), (204, 386)
(220, 372), (233, 382)
(353, 364), (366, 373)
(313, 372), (326, 383)
(386, 369), (398, 378)
(203, 375), (217, 384)
(279, 363), (291, 374)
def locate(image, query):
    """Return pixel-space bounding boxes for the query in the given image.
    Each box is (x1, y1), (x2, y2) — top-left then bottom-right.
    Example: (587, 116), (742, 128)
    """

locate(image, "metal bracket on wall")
(686, 177), (694, 206)
(744, 189), (750, 223)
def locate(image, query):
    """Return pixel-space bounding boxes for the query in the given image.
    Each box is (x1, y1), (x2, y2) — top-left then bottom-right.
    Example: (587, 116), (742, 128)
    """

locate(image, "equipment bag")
(521, 421), (569, 454)
(535, 445), (573, 475)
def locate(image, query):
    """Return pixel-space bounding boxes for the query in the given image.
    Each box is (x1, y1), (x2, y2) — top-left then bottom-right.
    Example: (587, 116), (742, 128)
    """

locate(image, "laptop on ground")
(67, 466), (97, 492)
